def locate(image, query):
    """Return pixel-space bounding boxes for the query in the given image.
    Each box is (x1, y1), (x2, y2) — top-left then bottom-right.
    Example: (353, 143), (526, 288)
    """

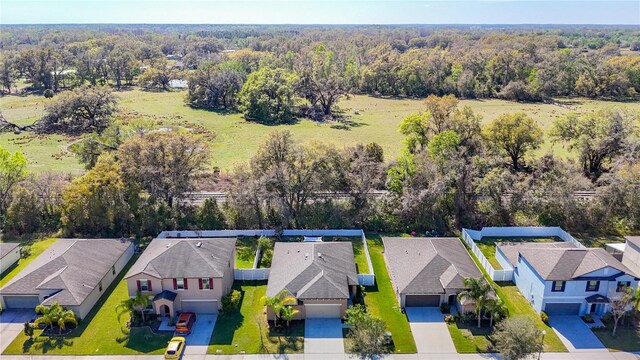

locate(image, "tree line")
(1, 93), (638, 238)
(1, 25), (639, 107)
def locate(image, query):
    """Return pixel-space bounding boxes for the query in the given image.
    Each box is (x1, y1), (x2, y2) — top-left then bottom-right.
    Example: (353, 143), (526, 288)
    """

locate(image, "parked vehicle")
(164, 336), (186, 359)
(174, 312), (196, 335)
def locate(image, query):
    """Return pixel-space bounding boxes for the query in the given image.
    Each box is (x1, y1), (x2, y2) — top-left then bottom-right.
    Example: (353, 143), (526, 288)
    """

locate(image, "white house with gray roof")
(621, 236), (640, 279)
(125, 238), (236, 317)
(382, 237), (483, 311)
(498, 243), (639, 316)
(0, 239), (133, 319)
(0, 242), (21, 275)
(266, 241), (358, 319)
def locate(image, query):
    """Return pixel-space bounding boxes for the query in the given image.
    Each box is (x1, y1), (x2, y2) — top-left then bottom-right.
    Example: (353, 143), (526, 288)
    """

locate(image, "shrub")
(444, 315), (455, 324)
(43, 89), (54, 98)
(23, 321), (34, 339)
(601, 312), (613, 324)
(440, 303), (451, 314)
(582, 314), (594, 323)
(221, 290), (242, 313)
(20, 245), (31, 259)
(257, 236), (273, 251)
(540, 311), (549, 324)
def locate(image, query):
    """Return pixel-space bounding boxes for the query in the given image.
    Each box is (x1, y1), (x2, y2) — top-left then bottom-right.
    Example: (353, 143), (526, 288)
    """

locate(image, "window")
(140, 279), (150, 291)
(551, 281), (566, 292)
(98, 281), (103, 292)
(585, 280), (600, 292)
(617, 281), (631, 292)
(176, 278), (187, 290)
(201, 278), (211, 290)
(112, 266), (116, 275)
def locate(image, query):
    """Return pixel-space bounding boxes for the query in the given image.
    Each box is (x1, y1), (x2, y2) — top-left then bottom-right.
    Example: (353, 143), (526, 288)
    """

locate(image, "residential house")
(621, 236), (640, 278)
(497, 242), (639, 316)
(0, 242), (21, 275)
(382, 237), (483, 312)
(266, 241), (358, 319)
(0, 239), (133, 318)
(125, 238), (236, 317)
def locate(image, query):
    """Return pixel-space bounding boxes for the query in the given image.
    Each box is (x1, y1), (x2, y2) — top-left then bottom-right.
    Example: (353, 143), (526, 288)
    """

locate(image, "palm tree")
(116, 291), (150, 324)
(280, 305), (300, 328)
(262, 290), (297, 327)
(34, 302), (78, 334)
(485, 297), (508, 328)
(457, 277), (493, 328)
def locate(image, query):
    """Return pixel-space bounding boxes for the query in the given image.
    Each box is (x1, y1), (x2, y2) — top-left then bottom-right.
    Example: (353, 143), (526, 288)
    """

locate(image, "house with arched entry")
(124, 237), (236, 317)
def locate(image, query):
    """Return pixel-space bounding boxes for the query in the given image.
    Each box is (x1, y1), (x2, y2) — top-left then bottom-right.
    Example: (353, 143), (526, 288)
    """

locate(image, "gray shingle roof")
(267, 242), (358, 300)
(126, 238), (236, 279)
(383, 237), (482, 295)
(1, 239), (132, 307)
(625, 236), (640, 248)
(0, 242), (20, 259)
(497, 242), (576, 268)
(517, 247), (638, 281)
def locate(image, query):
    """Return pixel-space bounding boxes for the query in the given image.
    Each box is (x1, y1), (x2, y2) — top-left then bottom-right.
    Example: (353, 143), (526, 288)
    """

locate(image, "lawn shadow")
(0, 261), (19, 279)
(267, 320), (304, 354)
(209, 287), (247, 346)
(189, 106), (241, 116)
(454, 321), (495, 352)
(125, 327), (172, 353)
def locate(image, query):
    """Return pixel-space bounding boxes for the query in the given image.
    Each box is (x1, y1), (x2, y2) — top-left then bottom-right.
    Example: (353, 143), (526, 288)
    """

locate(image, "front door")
(590, 303), (596, 313)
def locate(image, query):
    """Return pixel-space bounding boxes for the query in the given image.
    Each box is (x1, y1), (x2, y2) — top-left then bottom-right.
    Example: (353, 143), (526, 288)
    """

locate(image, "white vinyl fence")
(461, 227), (585, 282)
(157, 229), (376, 286)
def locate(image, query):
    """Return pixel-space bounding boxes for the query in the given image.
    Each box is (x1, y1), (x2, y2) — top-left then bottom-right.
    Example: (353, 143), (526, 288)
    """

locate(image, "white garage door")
(181, 300), (218, 314)
(305, 304), (342, 318)
(3, 295), (41, 309)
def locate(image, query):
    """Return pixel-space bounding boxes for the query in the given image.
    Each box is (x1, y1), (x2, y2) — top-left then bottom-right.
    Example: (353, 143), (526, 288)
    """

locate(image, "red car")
(175, 312), (196, 335)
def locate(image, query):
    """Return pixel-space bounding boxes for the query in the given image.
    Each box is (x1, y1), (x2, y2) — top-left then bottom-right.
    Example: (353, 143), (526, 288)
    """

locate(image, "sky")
(1, 0), (639, 25)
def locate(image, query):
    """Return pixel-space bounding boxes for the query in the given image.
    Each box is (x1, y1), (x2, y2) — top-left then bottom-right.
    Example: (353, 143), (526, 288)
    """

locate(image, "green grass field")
(4, 254), (173, 355)
(3, 89), (640, 173)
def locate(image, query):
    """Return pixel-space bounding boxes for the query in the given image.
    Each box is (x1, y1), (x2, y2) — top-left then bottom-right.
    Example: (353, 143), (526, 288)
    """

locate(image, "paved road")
(0, 309), (36, 353)
(304, 318), (344, 355)
(184, 314), (218, 355)
(405, 307), (456, 354)
(549, 315), (607, 353)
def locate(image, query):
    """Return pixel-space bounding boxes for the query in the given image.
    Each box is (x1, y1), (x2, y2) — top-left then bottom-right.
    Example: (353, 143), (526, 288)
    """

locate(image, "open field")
(3, 89), (640, 173)
(4, 254), (173, 355)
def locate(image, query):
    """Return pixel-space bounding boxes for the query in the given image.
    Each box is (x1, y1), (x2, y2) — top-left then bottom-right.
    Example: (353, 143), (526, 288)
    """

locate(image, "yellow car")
(164, 336), (186, 359)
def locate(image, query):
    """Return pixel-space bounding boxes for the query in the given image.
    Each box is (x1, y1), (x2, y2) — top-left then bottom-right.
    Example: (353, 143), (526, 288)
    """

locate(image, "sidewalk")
(1, 352), (639, 360)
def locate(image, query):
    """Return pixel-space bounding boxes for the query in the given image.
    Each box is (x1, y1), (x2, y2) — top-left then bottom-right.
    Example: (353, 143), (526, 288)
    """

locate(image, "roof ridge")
(188, 240), (224, 277)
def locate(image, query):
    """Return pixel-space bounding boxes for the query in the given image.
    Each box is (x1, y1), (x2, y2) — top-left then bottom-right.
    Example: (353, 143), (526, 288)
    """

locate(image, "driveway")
(304, 318), (344, 355)
(183, 314), (217, 355)
(0, 309), (36, 353)
(549, 315), (607, 353)
(405, 307), (456, 354)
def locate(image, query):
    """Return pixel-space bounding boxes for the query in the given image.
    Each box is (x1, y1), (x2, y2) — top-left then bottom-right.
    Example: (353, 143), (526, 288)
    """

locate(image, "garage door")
(305, 304), (342, 318)
(181, 300), (218, 314)
(544, 303), (581, 315)
(405, 295), (441, 307)
(3, 295), (41, 309)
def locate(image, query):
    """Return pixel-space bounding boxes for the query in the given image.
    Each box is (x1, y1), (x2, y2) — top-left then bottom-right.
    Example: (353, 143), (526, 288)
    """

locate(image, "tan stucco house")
(266, 241), (358, 320)
(0, 239), (133, 319)
(125, 238), (236, 317)
(383, 237), (483, 313)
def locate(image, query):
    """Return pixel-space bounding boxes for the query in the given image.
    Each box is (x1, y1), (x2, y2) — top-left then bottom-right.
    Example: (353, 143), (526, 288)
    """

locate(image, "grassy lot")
(0, 237), (58, 287)
(3, 90), (640, 173)
(447, 322), (494, 353)
(592, 325), (640, 352)
(461, 242), (568, 353)
(575, 233), (628, 248)
(4, 254), (173, 355)
(235, 236), (258, 269)
(208, 281), (304, 354)
(476, 237), (559, 270)
(362, 235), (417, 353)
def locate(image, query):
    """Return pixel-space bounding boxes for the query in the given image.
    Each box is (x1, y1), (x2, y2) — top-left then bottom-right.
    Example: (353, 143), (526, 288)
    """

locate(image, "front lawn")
(592, 324), (640, 352)
(4, 254), (173, 355)
(447, 322), (494, 353)
(0, 237), (58, 287)
(463, 242), (567, 353)
(208, 281), (304, 354)
(362, 235), (417, 353)
(236, 236), (258, 269)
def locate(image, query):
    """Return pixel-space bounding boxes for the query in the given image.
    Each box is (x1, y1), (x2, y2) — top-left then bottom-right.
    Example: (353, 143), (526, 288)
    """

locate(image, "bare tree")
(610, 286), (634, 337)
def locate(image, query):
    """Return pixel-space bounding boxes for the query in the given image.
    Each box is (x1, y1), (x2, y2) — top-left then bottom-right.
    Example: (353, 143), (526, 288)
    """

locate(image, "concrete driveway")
(549, 315), (607, 353)
(0, 309), (36, 353)
(183, 314), (218, 355)
(405, 307), (456, 354)
(304, 318), (344, 355)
